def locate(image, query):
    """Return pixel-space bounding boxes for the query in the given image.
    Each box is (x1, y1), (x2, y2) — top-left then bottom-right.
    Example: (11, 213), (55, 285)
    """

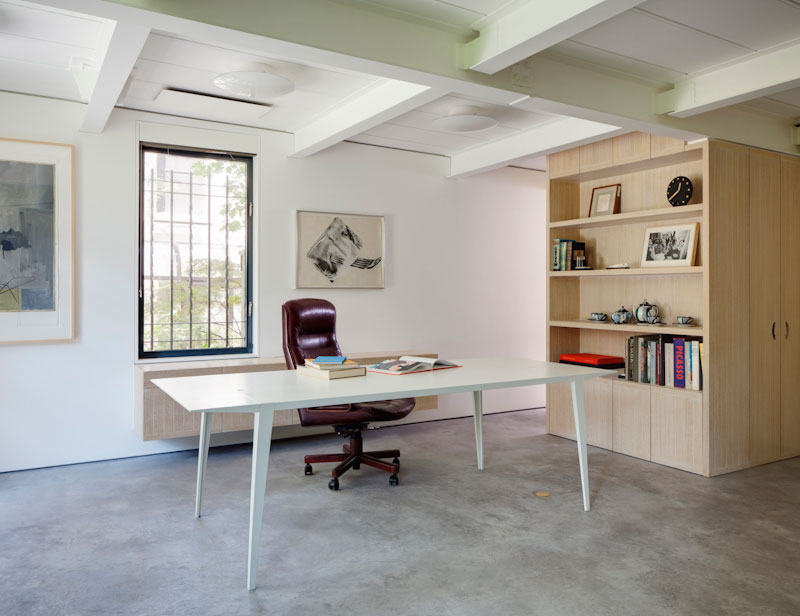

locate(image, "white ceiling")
(120, 34), (383, 132)
(0, 0), (797, 175)
(0, 0), (109, 101)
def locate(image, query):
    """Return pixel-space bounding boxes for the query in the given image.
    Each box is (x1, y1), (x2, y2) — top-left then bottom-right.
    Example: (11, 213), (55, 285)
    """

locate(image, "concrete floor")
(2, 409), (799, 616)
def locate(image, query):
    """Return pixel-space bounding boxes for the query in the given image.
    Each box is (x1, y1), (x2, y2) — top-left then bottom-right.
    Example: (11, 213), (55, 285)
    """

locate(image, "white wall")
(0, 91), (546, 473)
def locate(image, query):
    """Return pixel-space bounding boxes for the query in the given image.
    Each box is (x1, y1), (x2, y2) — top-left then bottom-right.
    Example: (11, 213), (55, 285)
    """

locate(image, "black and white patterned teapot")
(634, 300), (659, 323)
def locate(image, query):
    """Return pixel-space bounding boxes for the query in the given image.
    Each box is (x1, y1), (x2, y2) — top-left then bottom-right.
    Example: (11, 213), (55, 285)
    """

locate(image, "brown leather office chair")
(281, 299), (415, 490)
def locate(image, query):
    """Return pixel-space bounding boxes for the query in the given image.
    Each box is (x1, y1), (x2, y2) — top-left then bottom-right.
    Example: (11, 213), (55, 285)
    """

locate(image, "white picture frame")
(296, 210), (385, 289)
(0, 138), (74, 343)
(640, 222), (699, 268)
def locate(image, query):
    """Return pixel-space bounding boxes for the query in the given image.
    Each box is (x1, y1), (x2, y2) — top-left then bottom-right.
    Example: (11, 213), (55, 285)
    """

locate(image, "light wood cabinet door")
(546, 379), (612, 448)
(749, 149), (782, 464)
(650, 388), (703, 473)
(651, 135), (685, 158)
(781, 155), (800, 458)
(612, 381), (650, 460)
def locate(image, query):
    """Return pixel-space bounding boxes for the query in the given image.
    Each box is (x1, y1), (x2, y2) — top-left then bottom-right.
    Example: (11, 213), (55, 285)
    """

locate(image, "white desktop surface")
(153, 357), (608, 413)
(153, 357), (612, 590)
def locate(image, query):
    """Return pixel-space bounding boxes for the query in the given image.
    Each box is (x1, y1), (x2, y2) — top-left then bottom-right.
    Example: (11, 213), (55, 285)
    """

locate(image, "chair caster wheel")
(389, 474), (399, 486)
(328, 478), (339, 491)
(304, 464), (313, 476)
(392, 457), (400, 466)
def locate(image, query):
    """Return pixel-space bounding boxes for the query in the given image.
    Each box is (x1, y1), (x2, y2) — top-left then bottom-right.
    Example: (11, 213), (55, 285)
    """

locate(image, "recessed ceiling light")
(213, 64), (294, 99)
(431, 105), (498, 133)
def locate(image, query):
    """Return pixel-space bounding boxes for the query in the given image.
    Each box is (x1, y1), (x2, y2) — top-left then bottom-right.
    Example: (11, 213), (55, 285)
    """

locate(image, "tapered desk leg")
(247, 410), (273, 591)
(570, 379), (590, 512)
(195, 411), (214, 518)
(473, 390), (484, 471)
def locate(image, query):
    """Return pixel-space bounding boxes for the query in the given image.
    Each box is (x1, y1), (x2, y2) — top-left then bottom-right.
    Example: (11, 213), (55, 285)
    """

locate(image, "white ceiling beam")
(463, 0), (643, 75)
(656, 41), (800, 118)
(448, 117), (623, 178)
(80, 20), (150, 133)
(292, 81), (444, 158)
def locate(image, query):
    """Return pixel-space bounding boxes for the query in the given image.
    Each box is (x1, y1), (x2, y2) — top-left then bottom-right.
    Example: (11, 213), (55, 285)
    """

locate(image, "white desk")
(153, 357), (611, 590)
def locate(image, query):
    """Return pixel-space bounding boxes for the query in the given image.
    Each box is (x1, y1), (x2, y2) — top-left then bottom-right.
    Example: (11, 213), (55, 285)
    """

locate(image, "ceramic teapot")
(634, 300), (659, 323)
(612, 306), (632, 324)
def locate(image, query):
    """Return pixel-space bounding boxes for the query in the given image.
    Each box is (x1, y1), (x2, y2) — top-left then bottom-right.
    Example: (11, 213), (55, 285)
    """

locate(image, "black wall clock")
(667, 176), (693, 206)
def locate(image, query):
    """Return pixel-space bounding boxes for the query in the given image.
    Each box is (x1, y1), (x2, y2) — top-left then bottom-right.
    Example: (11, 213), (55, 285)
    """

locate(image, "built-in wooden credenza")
(135, 351), (438, 440)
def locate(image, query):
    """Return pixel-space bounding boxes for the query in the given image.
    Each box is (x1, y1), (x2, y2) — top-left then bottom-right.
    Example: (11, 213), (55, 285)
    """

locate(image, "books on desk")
(296, 364), (366, 380)
(368, 356), (460, 375)
(304, 357), (359, 370)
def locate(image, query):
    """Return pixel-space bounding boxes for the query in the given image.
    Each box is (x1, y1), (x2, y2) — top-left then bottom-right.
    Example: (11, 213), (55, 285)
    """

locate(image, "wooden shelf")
(549, 266), (704, 278)
(549, 204), (703, 230)
(552, 147), (702, 183)
(549, 319), (704, 336)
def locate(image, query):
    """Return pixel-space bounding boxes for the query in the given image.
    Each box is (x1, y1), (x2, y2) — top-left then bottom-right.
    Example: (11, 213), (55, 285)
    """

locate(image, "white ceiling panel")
(361, 122), (488, 149)
(0, 56), (81, 100)
(0, 34), (95, 68)
(140, 34), (376, 96)
(415, 94), (555, 129)
(570, 9), (752, 74)
(0, 0), (105, 49)
(348, 133), (452, 156)
(545, 39), (686, 85)
(766, 86), (800, 109)
(512, 155), (546, 171)
(639, 0), (800, 52)
(738, 96), (800, 120)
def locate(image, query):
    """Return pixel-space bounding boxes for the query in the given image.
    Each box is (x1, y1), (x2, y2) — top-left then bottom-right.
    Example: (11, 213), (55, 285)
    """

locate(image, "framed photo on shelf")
(296, 210), (384, 289)
(640, 222), (699, 268)
(0, 138), (74, 343)
(589, 183), (621, 217)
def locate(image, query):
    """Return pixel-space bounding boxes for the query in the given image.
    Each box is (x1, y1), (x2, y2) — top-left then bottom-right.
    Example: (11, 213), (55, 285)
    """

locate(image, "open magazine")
(368, 356), (460, 375)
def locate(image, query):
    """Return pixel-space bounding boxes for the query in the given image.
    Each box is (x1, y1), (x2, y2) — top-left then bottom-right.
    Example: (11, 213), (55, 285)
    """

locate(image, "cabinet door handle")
(786, 322), (790, 340)
(772, 322), (776, 340)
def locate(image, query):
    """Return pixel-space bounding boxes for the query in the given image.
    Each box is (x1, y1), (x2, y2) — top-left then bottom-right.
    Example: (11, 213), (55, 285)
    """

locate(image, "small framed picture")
(589, 184), (621, 217)
(640, 222), (699, 268)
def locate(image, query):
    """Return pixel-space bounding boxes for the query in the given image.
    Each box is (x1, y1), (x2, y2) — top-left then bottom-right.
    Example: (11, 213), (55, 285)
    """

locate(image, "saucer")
(671, 322), (698, 327)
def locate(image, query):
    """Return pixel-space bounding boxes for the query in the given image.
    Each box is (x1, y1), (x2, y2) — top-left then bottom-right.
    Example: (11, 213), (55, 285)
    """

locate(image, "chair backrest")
(282, 299), (342, 369)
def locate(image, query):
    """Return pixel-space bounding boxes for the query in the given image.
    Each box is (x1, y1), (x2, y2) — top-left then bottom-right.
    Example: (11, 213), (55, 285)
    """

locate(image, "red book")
(559, 353), (624, 368)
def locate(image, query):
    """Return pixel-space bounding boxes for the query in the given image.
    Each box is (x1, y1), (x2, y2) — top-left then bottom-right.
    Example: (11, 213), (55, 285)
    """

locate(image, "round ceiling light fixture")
(431, 105), (498, 133)
(213, 64), (294, 99)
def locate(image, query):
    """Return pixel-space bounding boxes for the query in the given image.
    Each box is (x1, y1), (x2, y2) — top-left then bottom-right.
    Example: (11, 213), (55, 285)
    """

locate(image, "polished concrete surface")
(2, 409), (799, 616)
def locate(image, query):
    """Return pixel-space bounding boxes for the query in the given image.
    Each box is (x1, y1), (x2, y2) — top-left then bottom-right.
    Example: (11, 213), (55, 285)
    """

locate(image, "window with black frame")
(138, 145), (253, 358)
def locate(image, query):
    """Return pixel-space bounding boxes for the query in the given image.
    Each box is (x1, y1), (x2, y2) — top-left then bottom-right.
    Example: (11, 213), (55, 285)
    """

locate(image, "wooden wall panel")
(651, 388), (704, 474)
(612, 381), (650, 460)
(548, 147), (580, 178)
(580, 140), (613, 172)
(707, 141), (750, 474)
(651, 135), (686, 158)
(781, 155), (800, 458)
(612, 132), (650, 166)
(748, 149), (782, 464)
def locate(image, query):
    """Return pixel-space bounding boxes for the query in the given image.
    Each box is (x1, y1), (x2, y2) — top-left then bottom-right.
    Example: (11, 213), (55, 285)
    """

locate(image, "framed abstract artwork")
(0, 138), (74, 342)
(296, 211), (384, 289)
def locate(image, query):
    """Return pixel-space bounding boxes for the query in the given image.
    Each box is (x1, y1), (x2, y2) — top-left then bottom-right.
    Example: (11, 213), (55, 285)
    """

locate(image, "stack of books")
(624, 336), (702, 390)
(296, 356), (366, 380)
(552, 239), (587, 271)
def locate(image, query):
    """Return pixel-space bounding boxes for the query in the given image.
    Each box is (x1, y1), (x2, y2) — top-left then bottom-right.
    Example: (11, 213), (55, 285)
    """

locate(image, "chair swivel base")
(304, 428), (400, 490)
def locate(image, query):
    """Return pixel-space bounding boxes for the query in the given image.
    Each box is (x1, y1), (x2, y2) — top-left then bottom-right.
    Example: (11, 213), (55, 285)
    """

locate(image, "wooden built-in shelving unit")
(546, 131), (800, 477)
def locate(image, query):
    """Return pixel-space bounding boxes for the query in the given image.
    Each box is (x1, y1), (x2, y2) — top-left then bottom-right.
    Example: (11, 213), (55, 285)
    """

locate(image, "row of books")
(625, 335), (703, 390)
(552, 239), (586, 271)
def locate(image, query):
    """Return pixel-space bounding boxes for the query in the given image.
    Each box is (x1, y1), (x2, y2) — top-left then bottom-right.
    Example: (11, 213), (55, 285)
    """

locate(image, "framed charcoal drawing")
(0, 138), (74, 342)
(296, 211), (384, 289)
(640, 222), (698, 268)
